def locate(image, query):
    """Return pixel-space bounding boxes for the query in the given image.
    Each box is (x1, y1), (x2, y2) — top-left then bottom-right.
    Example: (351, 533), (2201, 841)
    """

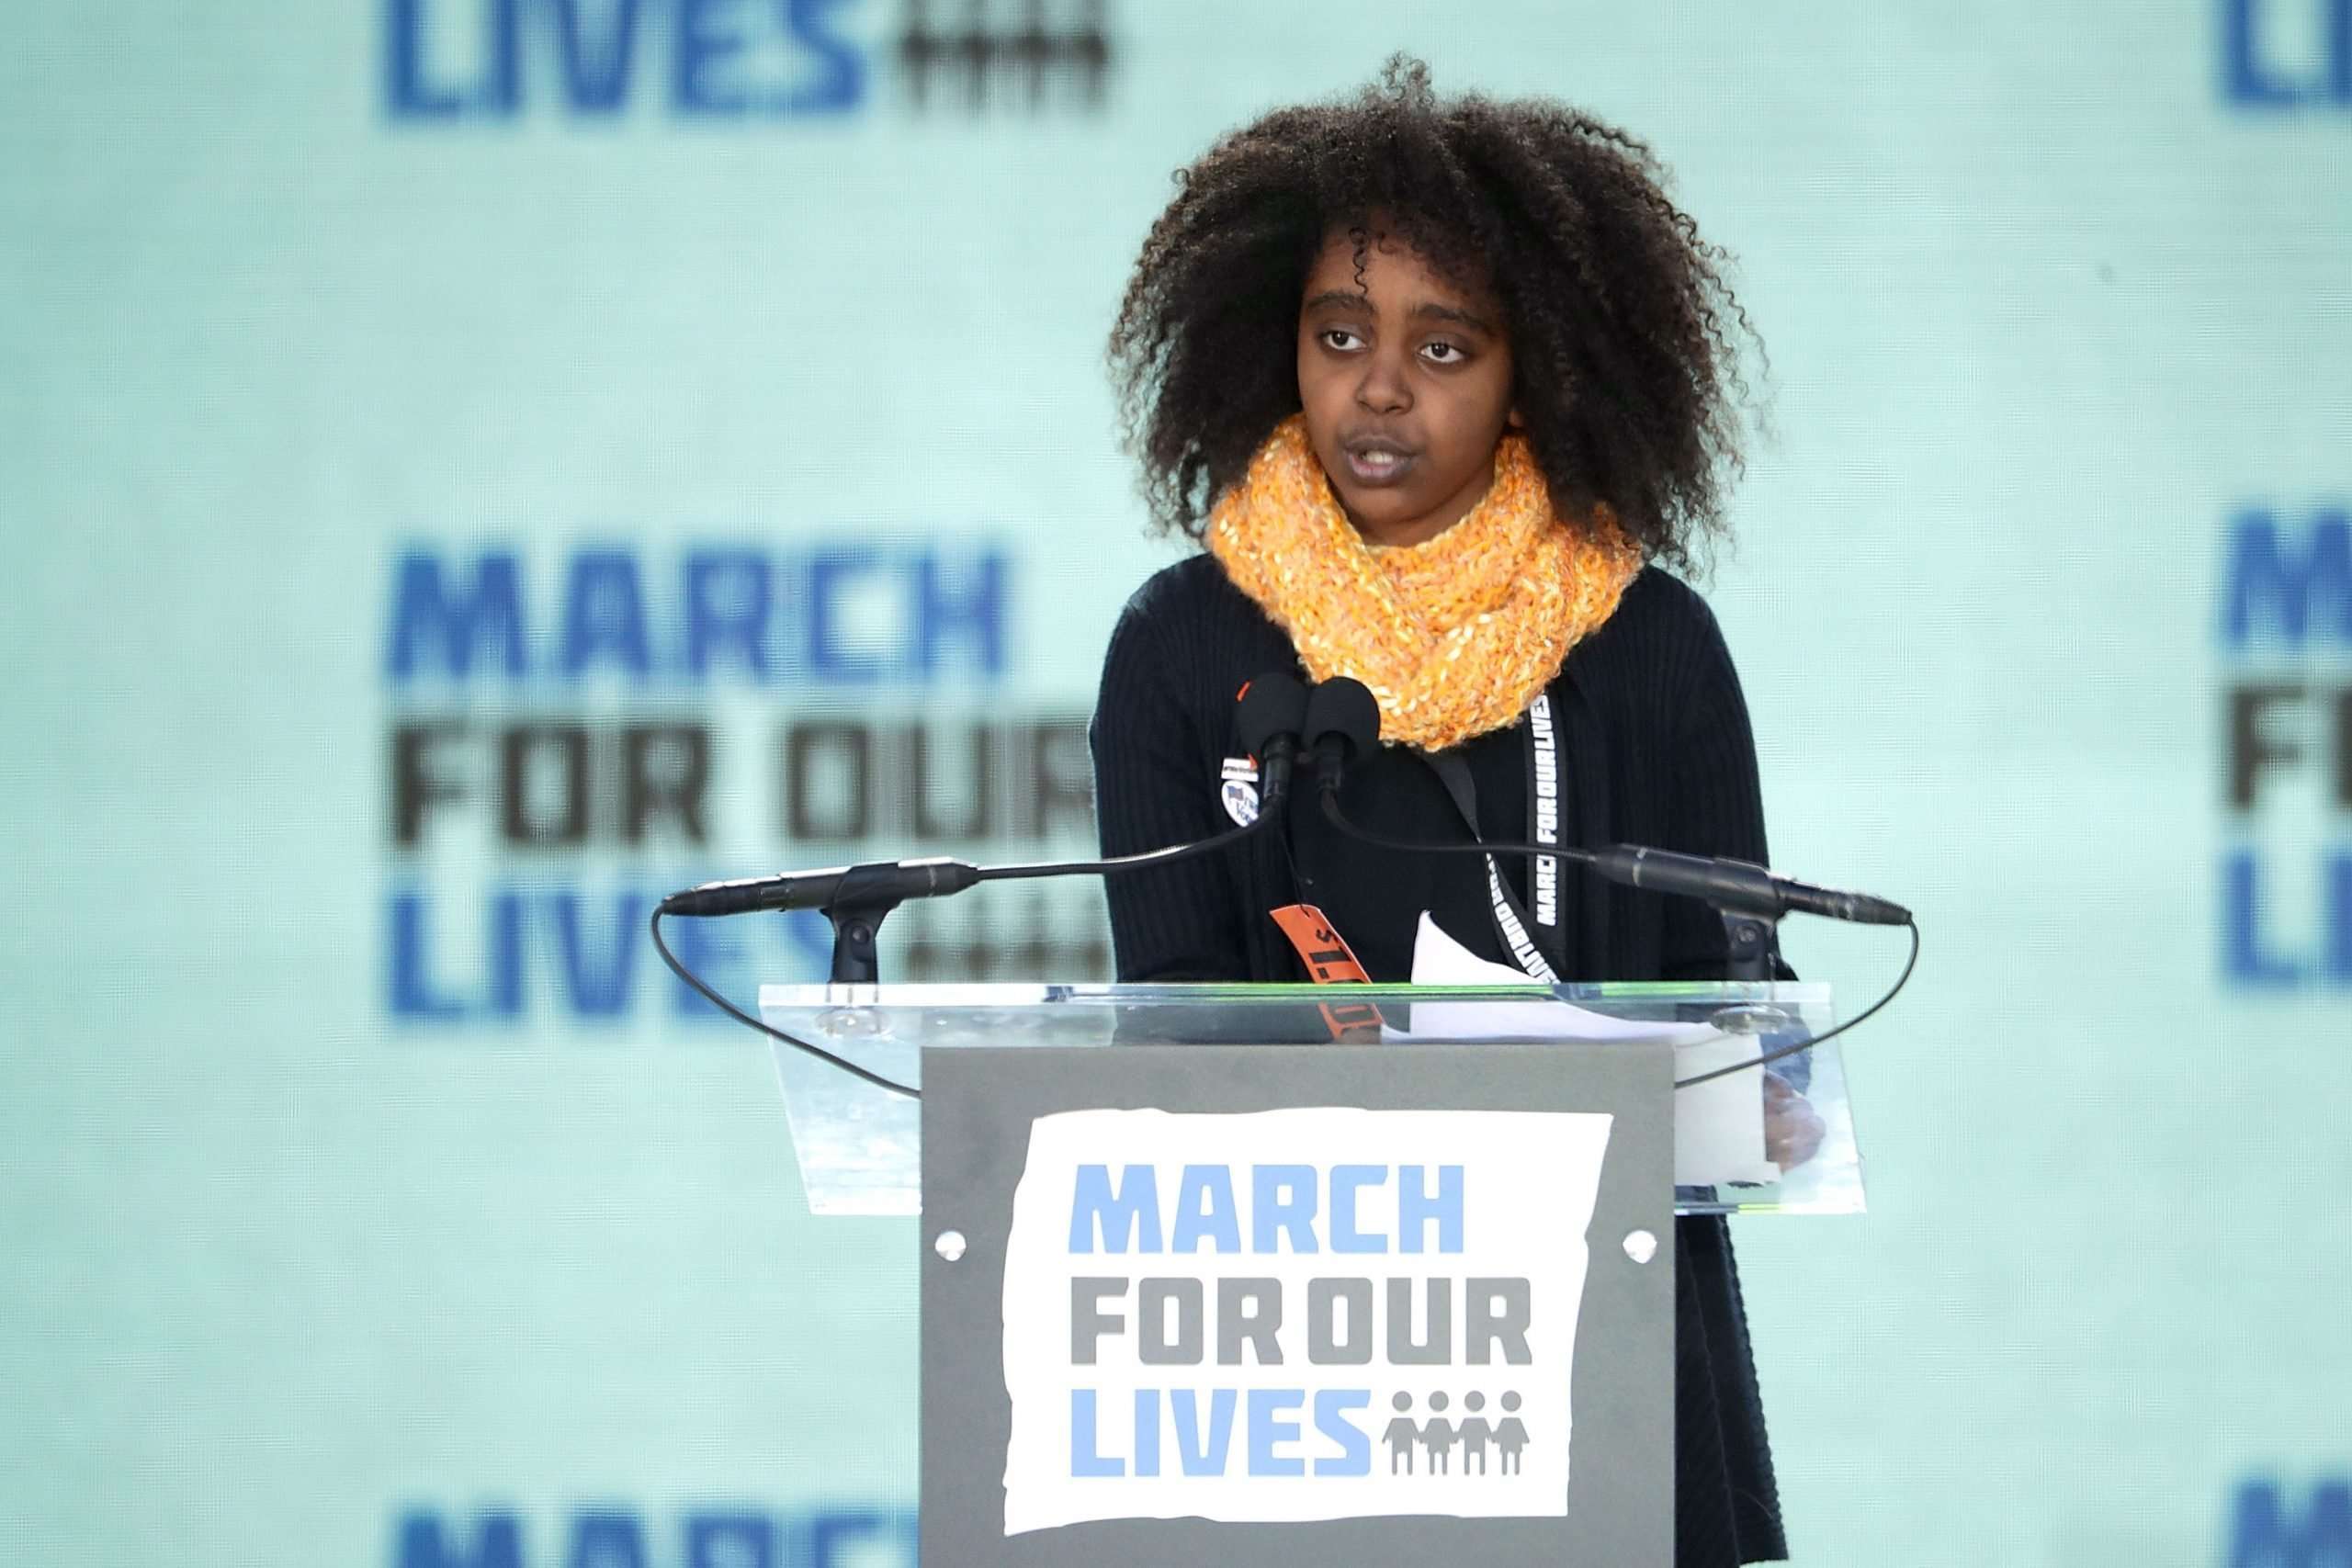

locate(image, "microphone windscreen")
(1304, 677), (1382, 761)
(1235, 671), (1310, 755)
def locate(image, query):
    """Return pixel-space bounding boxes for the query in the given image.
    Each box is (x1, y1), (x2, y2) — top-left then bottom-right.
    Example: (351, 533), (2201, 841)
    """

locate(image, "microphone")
(1235, 672), (1310, 810)
(657, 857), (978, 919)
(1589, 845), (1913, 927)
(1302, 677), (1380, 794)
(1303, 676), (1912, 930)
(658, 671), (1312, 920)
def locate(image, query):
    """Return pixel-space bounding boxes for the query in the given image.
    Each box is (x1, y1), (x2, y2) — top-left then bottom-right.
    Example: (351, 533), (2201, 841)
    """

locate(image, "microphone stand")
(818, 865), (920, 985)
(705, 739), (1301, 985)
(1718, 910), (1781, 985)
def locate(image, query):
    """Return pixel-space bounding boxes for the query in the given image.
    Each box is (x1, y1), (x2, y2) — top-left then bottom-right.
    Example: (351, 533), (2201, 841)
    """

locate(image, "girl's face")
(1295, 225), (1519, 548)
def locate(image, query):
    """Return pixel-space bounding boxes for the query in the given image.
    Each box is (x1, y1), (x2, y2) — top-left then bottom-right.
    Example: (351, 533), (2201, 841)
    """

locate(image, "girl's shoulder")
(1112, 553), (1293, 659)
(1585, 564), (1736, 665)
(1102, 553), (1298, 705)
(1117, 551), (1258, 626)
(1566, 564), (1745, 713)
(1611, 563), (1726, 641)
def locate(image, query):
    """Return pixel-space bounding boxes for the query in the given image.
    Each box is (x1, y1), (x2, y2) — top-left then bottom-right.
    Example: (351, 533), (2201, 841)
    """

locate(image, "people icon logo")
(1381, 1390), (1531, 1477)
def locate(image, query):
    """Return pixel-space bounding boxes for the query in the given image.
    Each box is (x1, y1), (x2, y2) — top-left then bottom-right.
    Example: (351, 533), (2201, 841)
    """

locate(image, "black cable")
(654, 795), (1913, 1101)
(1318, 790), (1595, 866)
(1673, 918), (1919, 1089)
(978, 816), (1263, 883)
(648, 907), (922, 1100)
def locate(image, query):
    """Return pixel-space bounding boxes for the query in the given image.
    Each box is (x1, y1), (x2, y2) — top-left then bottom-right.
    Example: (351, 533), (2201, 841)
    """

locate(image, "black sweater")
(1089, 554), (1790, 1566)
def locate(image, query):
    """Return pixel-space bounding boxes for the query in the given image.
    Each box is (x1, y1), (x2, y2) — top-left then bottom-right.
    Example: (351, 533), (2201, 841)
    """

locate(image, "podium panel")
(918, 1043), (1676, 1567)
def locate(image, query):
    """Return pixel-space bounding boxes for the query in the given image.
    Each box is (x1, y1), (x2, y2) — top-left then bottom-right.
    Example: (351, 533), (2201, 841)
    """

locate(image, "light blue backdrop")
(3, 3), (2348, 1564)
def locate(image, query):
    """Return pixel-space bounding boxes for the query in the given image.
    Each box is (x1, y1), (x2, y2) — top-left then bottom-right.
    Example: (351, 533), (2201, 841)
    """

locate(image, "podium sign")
(918, 1043), (1676, 1567)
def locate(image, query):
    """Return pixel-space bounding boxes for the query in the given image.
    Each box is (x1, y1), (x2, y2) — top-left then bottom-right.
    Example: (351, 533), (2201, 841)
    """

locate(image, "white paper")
(1398, 913), (1777, 1188)
(999, 1107), (1611, 1534)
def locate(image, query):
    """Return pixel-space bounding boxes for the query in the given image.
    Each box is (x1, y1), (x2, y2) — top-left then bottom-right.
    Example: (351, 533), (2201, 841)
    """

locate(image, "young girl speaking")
(1091, 59), (1785, 1566)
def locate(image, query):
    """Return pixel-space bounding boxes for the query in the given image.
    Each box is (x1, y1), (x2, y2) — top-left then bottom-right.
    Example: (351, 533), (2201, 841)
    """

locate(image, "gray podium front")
(758, 981), (1862, 1568)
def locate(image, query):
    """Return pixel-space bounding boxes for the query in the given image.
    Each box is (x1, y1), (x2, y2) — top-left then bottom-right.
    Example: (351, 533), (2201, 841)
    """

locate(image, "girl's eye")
(1321, 329), (1364, 351)
(1421, 341), (1465, 365)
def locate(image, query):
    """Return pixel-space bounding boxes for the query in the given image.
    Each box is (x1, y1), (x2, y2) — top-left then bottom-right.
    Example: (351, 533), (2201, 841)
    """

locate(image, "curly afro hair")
(1108, 57), (1758, 572)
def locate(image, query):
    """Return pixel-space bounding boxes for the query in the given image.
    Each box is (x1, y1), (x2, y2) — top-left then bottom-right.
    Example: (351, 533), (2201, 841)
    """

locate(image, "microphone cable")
(650, 906), (925, 1100)
(1671, 917), (1917, 1089)
(1317, 789), (1598, 868)
(959, 814), (1267, 885)
(652, 877), (1918, 1100)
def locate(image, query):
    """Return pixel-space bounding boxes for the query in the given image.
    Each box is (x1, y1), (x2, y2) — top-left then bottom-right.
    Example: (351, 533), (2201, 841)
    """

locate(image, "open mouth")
(1340, 441), (1418, 486)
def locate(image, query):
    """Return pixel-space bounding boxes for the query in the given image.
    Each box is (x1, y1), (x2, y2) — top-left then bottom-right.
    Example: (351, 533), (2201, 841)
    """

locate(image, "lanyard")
(1421, 693), (1568, 982)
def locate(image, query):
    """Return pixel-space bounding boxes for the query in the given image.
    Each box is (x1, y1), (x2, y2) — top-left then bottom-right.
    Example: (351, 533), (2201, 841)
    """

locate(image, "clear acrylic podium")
(757, 979), (1864, 1219)
(756, 980), (1862, 1567)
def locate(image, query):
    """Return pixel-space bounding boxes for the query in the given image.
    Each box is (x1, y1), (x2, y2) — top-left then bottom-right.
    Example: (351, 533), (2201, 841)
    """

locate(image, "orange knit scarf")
(1206, 415), (1643, 751)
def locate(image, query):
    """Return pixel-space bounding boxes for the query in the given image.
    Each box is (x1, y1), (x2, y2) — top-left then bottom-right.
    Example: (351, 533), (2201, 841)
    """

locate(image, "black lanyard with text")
(1421, 694), (1567, 982)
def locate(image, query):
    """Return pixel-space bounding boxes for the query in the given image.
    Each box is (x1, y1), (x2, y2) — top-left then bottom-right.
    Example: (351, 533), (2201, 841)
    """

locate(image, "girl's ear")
(1507, 405), (1526, 430)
